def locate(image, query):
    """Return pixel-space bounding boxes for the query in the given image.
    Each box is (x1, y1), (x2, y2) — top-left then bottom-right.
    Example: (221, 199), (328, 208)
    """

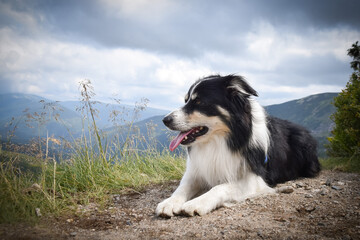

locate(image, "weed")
(0, 80), (185, 223)
(320, 156), (360, 173)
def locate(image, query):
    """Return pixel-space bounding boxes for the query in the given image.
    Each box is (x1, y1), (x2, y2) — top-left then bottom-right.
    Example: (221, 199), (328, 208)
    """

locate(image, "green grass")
(0, 148), (185, 223)
(0, 80), (186, 224)
(320, 156), (360, 174)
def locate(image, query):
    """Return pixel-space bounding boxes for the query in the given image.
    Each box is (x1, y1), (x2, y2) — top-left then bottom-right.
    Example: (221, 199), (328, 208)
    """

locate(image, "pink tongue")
(169, 129), (195, 151)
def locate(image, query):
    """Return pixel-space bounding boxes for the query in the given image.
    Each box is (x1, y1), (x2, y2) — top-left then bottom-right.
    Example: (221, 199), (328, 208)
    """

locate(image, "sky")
(1, 0), (360, 110)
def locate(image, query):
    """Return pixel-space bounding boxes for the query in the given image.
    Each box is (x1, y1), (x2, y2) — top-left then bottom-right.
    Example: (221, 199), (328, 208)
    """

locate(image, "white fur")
(248, 98), (270, 153)
(156, 134), (274, 217)
(187, 80), (203, 103)
(188, 135), (245, 186)
(216, 105), (231, 120)
(164, 109), (189, 131)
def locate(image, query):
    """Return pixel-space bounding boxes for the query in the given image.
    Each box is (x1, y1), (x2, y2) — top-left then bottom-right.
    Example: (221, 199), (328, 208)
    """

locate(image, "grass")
(0, 149), (185, 223)
(0, 80), (186, 224)
(320, 156), (360, 174)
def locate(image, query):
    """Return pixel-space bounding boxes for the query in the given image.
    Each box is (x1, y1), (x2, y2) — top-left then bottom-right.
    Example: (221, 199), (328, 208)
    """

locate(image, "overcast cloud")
(1, 0), (360, 109)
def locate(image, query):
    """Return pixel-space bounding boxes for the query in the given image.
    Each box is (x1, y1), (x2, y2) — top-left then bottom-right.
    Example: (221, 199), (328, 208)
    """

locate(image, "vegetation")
(0, 80), (185, 223)
(320, 157), (360, 174)
(327, 41), (360, 161)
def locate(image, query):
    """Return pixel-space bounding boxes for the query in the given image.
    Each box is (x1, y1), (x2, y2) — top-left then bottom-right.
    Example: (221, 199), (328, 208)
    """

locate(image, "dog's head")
(163, 75), (258, 151)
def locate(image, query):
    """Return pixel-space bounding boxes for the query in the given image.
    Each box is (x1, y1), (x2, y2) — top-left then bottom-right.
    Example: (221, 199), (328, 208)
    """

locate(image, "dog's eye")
(195, 98), (201, 105)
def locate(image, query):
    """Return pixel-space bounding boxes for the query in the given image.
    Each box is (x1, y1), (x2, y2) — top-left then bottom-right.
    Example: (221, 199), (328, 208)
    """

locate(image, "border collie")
(156, 74), (320, 217)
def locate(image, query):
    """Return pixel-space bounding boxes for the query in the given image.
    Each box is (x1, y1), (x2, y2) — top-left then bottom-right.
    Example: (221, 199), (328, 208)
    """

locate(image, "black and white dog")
(156, 75), (320, 217)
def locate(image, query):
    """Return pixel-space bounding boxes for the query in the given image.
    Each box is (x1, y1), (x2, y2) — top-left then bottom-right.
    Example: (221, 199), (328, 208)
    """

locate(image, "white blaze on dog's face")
(163, 77), (240, 151)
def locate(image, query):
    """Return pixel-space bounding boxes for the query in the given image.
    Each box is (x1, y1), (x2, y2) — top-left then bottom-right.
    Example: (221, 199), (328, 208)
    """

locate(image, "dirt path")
(1, 170), (360, 240)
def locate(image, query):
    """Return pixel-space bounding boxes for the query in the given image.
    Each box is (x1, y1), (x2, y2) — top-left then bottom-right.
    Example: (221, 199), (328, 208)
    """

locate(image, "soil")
(1, 170), (360, 240)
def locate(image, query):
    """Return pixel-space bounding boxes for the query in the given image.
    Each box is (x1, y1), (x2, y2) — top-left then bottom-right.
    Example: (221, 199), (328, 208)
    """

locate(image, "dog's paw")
(155, 196), (185, 218)
(181, 198), (214, 216)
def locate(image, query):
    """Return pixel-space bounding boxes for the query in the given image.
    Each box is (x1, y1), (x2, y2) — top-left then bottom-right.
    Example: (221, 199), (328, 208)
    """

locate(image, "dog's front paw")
(155, 196), (185, 218)
(181, 198), (214, 216)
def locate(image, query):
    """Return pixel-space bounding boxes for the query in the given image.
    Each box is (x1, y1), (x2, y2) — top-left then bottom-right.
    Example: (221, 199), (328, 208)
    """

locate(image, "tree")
(327, 41), (360, 159)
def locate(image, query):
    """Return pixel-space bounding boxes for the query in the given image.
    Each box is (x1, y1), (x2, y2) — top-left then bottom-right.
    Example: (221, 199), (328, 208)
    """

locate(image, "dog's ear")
(226, 75), (258, 97)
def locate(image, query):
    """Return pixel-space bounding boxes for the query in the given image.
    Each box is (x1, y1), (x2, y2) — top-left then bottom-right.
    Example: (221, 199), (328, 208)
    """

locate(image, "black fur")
(185, 75), (320, 185)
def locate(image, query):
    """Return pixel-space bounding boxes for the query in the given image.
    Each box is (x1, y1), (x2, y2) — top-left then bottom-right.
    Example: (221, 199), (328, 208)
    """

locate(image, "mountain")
(0, 93), (82, 143)
(264, 93), (337, 135)
(60, 101), (168, 129)
(0, 92), (338, 156)
(0, 93), (168, 143)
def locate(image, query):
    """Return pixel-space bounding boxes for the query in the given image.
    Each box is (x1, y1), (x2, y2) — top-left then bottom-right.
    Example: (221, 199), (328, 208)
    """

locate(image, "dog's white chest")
(188, 136), (246, 187)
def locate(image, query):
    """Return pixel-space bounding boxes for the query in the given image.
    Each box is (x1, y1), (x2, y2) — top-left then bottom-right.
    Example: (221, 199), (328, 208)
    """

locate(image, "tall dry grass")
(0, 80), (185, 223)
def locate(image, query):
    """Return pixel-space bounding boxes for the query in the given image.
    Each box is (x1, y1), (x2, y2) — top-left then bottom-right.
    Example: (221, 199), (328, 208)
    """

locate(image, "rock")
(319, 188), (329, 195)
(331, 186), (343, 190)
(325, 179), (332, 186)
(70, 232), (77, 237)
(257, 231), (264, 238)
(305, 205), (316, 213)
(296, 204), (316, 214)
(277, 186), (294, 194)
(305, 194), (313, 198)
(337, 181), (345, 186)
(113, 194), (121, 202)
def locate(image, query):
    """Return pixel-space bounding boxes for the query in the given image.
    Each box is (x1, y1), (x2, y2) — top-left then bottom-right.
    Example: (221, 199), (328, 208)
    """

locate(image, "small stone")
(66, 218), (74, 223)
(277, 186), (294, 194)
(296, 205), (316, 213)
(305, 205), (316, 212)
(319, 189), (329, 195)
(331, 186), (343, 190)
(337, 181), (345, 186)
(70, 232), (77, 237)
(305, 194), (313, 198)
(112, 194), (121, 202)
(325, 179), (332, 186)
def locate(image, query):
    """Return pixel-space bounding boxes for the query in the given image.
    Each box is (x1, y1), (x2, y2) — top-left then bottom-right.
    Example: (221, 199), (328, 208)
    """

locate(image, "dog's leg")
(181, 172), (274, 216)
(156, 169), (201, 218)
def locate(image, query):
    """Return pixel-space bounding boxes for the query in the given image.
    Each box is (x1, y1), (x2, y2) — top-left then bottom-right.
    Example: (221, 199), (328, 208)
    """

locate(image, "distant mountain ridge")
(0, 93), (168, 143)
(265, 92), (337, 135)
(0, 92), (338, 156)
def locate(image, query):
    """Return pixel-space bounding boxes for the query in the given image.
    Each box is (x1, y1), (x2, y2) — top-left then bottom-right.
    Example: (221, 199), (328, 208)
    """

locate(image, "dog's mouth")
(169, 126), (209, 151)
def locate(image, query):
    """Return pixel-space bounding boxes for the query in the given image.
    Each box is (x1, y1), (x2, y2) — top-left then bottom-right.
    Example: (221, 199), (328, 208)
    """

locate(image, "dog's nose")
(162, 115), (173, 126)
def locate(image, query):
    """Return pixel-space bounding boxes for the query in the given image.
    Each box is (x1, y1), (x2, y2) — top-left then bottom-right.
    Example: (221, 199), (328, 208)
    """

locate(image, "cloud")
(0, 0), (360, 110)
